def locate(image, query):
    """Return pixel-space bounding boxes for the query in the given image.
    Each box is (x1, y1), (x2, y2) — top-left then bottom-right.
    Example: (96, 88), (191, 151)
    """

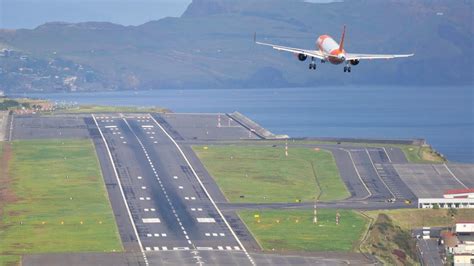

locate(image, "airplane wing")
(345, 53), (414, 60)
(255, 40), (325, 60)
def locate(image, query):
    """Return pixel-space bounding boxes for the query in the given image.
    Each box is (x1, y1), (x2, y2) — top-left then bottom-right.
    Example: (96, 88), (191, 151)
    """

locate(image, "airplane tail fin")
(339, 25), (346, 51)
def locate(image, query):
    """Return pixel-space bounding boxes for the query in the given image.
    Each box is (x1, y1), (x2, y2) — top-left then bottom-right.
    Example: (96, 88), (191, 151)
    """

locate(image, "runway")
(91, 114), (255, 265)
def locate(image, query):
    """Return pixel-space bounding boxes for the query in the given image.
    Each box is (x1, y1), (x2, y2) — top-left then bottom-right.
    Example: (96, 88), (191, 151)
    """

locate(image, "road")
(417, 239), (443, 266)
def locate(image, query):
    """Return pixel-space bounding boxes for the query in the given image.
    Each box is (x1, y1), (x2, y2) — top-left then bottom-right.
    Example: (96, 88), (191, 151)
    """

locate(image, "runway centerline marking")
(91, 114), (149, 266)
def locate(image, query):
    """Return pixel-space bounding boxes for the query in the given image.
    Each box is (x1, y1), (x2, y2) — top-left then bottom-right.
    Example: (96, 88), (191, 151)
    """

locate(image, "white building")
(418, 189), (474, 209)
(453, 222), (474, 266)
(456, 223), (474, 234)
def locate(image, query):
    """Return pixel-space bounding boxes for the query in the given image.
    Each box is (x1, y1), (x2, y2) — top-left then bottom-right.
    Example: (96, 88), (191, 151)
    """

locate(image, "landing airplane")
(255, 26), (414, 72)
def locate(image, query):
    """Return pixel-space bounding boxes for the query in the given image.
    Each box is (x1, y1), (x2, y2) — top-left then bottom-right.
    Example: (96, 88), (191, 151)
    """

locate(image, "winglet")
(339, 25), (346, 51)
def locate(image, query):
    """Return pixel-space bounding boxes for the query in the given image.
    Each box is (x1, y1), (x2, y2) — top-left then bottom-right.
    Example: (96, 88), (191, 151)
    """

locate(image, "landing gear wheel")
(348, 67), (351, 73)
(309, 63), (316, 70)
(343, 66), (347, 72)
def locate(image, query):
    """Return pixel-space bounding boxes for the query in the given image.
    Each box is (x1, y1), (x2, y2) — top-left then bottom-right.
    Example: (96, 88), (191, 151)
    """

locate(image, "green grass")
(0, 255), (20, 266)
(193, 145), (350, 203)
(0, 139), (122, 262)
(239, 209), (369, 252)
(56, 104), (169, 114)
(364, 209), (474, 230)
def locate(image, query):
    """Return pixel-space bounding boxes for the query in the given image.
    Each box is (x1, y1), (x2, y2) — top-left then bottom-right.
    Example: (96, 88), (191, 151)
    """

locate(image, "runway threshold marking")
(148, 113), (256, 266)
(91, 114), (149, 266)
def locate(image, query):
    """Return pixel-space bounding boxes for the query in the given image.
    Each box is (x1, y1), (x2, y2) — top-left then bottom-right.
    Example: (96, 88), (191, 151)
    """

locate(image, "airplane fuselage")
(316, 35), (346, 65)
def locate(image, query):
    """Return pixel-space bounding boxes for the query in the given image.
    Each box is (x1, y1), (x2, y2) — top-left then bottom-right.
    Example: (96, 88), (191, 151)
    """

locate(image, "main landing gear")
(343, 66), (351, 73)
(309, 57), (316, 70)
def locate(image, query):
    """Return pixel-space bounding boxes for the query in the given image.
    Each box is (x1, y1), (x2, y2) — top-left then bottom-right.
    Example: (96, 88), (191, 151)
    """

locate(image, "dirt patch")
(0, 143), (18, 218)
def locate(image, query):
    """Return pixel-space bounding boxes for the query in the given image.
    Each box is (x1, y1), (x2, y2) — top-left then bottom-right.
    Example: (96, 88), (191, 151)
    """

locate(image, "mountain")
(0, 0), (472, 93)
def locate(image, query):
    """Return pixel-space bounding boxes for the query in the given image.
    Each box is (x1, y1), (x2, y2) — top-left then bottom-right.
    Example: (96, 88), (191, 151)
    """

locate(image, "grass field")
(0, 139), (122, 264)
(239, 209), (369, 252)
(364, 209), (474, 230)
(56, 104), (169, 114)
(194, 145), (350, 203)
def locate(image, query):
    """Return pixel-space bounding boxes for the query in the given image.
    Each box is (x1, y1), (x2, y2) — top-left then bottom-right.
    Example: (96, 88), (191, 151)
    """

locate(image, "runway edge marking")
(382, 147), (392, 163)
(92, 114), (149, 266)
(443, 164), (468, 189)
(341, 148), (372, 200)
(148, 113), (257, 266)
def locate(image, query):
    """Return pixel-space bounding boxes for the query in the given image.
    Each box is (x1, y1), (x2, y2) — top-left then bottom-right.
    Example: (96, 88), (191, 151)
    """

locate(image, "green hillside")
(0, 0), (471, 92)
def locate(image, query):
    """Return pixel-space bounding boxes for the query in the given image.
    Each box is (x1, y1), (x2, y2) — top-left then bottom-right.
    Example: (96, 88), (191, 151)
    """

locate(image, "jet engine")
(350, 59), (360, 65)
(298, 53), (307, 61)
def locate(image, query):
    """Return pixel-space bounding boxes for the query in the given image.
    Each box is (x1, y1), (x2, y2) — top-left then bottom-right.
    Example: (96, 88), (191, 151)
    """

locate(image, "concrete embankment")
(226, 111), (288, 140)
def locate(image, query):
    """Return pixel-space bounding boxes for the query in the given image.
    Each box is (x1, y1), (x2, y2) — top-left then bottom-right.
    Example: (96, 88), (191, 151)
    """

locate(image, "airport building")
(441, 222), (474, 266)
(418, 189), (474, 209)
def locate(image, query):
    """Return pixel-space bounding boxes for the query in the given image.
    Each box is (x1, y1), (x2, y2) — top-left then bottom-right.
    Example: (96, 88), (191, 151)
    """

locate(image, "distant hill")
(0, 0), (472, 92)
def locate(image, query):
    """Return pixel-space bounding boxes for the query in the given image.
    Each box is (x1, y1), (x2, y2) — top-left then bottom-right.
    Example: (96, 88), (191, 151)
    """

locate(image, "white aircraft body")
(255, 26), (414, 72)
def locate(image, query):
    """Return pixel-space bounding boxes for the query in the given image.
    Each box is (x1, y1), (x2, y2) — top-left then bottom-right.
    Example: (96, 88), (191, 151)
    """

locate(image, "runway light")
(61, 221), (64, 225)
(99, 221), (103, 224)
(80, 221), (83, 225)
(42, 221), (46, 225)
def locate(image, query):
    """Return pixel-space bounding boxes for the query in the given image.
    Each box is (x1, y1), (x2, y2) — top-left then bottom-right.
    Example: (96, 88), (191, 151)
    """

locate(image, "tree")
(448, 208), (457, 218)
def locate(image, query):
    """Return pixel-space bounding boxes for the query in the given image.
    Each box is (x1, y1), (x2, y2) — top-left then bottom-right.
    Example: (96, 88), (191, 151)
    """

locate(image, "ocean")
(12, 85), (473, 163)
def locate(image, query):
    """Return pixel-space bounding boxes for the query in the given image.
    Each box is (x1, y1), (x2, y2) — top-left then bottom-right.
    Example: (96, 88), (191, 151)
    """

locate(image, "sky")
(0, 0), (192, 29)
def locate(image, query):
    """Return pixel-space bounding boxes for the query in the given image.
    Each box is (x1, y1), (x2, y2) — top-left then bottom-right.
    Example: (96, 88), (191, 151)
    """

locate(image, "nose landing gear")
(343, 66), (351, 73)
